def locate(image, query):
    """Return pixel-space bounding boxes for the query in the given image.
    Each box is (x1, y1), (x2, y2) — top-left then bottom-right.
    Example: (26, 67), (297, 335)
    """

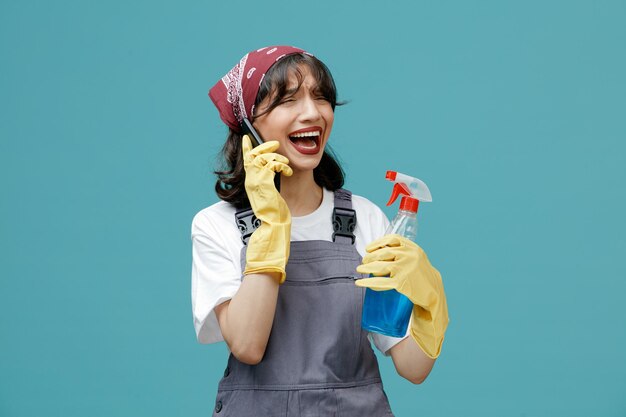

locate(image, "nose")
(298, 95), (322, 122)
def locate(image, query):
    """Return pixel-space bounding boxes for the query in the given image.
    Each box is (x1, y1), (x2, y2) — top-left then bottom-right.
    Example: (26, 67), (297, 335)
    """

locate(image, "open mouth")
(288, 127), (322, 154)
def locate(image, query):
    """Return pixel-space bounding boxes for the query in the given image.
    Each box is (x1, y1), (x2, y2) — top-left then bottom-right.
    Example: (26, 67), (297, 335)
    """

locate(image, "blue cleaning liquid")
(362, 286), (414, 338)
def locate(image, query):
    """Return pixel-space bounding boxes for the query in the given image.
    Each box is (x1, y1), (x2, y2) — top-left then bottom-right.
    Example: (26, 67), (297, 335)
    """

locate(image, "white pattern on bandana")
(221, 54), (248, 122)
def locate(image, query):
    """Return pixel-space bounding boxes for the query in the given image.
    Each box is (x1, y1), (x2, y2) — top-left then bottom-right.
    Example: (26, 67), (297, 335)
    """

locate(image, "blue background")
(1, 0), (625, 416)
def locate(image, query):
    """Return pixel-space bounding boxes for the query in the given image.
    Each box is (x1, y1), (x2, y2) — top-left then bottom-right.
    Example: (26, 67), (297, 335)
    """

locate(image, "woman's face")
(252, 65), (334, 174)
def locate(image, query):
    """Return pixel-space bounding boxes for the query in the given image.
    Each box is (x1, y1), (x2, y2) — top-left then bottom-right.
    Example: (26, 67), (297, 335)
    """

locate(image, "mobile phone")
(241, 118), (264, 147)
(241, 118), (281, 191)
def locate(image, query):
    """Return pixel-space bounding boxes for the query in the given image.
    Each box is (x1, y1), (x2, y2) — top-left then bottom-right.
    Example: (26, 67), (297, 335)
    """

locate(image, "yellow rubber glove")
(242, 135), (293, 283)
(355, 234), (449, 359)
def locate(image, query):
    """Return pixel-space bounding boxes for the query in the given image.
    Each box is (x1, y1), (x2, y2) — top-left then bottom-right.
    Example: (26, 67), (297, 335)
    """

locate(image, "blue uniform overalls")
(212, 189), (394, 416)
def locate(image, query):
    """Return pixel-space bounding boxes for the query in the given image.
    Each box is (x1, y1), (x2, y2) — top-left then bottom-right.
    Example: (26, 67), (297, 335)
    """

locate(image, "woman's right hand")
(242, 135), (293, 283)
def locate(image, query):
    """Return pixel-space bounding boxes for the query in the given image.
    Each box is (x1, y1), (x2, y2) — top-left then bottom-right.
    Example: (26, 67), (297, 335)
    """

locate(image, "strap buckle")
(235, 208), (261, 245)
(332, 207), (357, 244)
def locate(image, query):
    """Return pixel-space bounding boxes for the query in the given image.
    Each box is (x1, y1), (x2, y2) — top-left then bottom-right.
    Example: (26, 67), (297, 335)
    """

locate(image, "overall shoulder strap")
(236, 189), (358, 245)
(332, 189), (357, 245)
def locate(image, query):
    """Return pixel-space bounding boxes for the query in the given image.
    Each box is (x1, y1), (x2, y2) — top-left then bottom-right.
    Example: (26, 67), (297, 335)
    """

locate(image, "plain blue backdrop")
(1, 0), (625, 416)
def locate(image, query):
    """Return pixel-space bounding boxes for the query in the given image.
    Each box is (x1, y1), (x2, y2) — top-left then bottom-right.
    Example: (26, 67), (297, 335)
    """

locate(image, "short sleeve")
(369, 327), (411, 356)
(191, 208), (242, 344)
(352, 195), (390, 257)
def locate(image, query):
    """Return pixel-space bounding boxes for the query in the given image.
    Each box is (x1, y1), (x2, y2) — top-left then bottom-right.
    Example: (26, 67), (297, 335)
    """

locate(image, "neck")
(279, 170), (323, 217)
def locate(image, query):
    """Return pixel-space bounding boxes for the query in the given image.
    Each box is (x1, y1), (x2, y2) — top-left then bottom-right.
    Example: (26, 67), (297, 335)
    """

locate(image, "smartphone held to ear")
(241, 118), (281, 191)
(242, 118), (264, 147)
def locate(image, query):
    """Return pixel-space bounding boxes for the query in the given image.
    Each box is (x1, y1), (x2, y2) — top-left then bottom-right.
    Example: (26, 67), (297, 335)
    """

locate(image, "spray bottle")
(361, 170), (433, 338)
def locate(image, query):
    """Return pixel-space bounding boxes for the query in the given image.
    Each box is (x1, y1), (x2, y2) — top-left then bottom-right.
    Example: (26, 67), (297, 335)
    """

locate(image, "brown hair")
(213, 53), (346, 209)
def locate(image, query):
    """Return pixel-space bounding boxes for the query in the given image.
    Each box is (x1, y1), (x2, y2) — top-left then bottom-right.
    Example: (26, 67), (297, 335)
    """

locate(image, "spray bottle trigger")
(386, 183), (411, 206)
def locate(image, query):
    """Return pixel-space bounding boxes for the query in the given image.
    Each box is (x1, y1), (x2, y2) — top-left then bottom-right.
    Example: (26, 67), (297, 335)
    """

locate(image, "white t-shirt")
(191, 188), (409, 355)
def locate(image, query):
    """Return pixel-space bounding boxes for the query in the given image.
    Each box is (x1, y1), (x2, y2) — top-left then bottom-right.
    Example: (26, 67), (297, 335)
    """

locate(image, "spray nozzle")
(387, 183), (411, 206)
(385, 170), (432, 213)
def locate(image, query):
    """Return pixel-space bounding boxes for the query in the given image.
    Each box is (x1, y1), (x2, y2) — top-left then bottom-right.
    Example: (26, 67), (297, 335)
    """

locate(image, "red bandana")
(209, 46), (310, 132)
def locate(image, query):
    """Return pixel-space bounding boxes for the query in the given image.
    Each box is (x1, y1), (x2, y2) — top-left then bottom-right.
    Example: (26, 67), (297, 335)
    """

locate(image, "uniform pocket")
(265, 276), (364, 383)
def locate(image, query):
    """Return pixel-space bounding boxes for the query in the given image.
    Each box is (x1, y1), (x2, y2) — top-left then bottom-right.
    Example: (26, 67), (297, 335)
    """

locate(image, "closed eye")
(278, 97), (296, 105)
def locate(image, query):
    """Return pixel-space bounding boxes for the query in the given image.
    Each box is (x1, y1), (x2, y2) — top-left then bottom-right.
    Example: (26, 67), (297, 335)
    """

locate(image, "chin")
(291, 157), (323, 173)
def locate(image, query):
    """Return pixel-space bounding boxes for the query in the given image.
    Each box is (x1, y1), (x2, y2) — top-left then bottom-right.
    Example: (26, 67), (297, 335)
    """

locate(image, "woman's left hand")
(355, 234), (449, 359)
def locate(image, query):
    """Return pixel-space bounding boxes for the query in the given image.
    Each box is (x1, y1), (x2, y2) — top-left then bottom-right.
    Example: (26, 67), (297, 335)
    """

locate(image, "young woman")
(192, 46), (449, 416)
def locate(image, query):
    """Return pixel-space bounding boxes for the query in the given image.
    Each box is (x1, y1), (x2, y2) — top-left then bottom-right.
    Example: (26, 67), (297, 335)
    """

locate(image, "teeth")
(290, 131), (320, 138)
